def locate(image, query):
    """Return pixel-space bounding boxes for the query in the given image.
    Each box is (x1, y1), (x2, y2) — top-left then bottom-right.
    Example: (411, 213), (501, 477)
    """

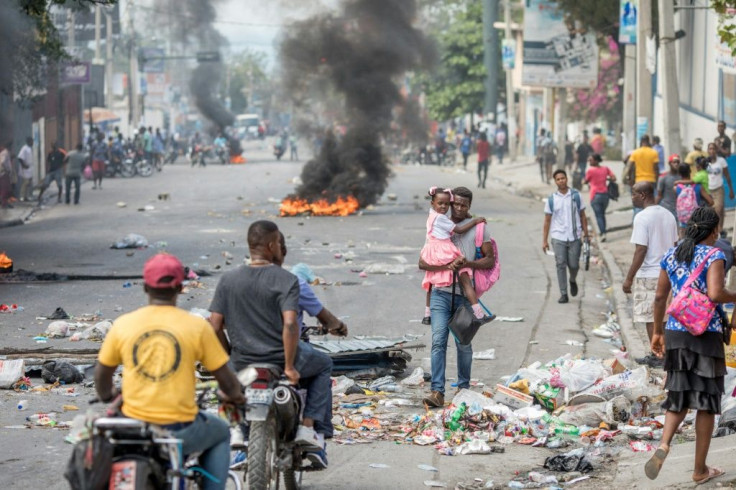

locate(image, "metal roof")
(310, 336), (425, 356)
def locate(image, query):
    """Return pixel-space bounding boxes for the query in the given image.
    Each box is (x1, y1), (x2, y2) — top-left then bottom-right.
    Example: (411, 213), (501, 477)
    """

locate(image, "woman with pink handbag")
(646, 207), (736, 485)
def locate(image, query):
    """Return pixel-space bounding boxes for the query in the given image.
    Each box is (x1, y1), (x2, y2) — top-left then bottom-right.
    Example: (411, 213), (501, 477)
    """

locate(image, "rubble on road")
(329, 350), (677, 478)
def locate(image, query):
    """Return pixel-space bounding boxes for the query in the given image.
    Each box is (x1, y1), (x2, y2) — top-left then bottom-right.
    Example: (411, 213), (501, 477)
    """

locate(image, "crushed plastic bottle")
(447, 403), (467, 431)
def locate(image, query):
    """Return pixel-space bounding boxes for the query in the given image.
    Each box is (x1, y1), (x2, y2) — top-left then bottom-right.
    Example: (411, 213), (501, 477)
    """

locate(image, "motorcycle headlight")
(237, 367), (258, 387)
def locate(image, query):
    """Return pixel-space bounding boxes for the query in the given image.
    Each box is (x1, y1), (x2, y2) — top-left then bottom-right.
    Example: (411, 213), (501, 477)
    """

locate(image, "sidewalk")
(0, 186), (66, 228)
(491, 157), (736, 488)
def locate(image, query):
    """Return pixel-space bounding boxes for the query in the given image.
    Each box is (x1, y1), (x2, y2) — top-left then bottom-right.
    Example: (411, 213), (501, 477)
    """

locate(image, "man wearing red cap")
(95, 253), (245, 490)
(656, 154), (682, 219)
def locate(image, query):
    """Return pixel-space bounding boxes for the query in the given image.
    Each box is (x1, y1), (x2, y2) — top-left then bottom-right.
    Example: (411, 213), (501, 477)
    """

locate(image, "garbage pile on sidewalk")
(330, 352), (675, 461)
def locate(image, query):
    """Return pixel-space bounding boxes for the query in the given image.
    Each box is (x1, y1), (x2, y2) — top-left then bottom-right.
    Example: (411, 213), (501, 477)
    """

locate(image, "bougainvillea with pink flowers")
(567, 36), (622, 124)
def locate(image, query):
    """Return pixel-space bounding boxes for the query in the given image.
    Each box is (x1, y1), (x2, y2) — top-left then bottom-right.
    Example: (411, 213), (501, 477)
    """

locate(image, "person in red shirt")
(477, 132), (491, 189)
(584, 153), (616, 241)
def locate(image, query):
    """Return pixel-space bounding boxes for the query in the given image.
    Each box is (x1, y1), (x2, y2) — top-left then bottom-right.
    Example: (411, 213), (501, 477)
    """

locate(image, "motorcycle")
(237, 363), (308, 490)
(190, 144), (211, 167)
(105, 152), (136, 178)
(215, 146), (229, 165)
(83, 390), (242, 489)
(124, 149), (154, 177)
(273, 143), (286, 161)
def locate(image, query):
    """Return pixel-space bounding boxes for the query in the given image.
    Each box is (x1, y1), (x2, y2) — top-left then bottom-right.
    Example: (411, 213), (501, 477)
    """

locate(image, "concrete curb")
(492, 170), (651, 361)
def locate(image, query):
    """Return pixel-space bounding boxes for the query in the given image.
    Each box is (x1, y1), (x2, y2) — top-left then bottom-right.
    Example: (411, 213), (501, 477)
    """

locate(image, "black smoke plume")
(280, 0), (435, 207)
(160, 0), (241, 155)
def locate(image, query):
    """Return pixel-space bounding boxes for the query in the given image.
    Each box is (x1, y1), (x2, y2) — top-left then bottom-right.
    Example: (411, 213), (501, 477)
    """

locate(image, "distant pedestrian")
(476, 132), (490, 189)
(652, 136), (666, 174)
(714, 120), (732, 158)
(542, 169), (589, 304)
(684, 138), (707, 175)
(584, 154), (616, 242)
(0, 141), (12, 209)
(38, 142), (65, 205)
(655, 154), (682, 219)
(92, 133), (108, 190)
(460, 130), (472, 169)
(64, 143), (86, 205)
(622, 181), (678, 369)
(17, 137), (34, 202)
(564, 137), (574, 173)
(693, 156), (710, 192)
(673, 163), (712, 233)
(645, 206), (732, 485)
(494, 125), (506, 165)
(590, 127), (606, 155)
(537, 129), (557, 184)
(627, 135), (659, 214)
(705, 142), (734, 236)
(289, 135), (298, 161)
(575, 131), (593, 174)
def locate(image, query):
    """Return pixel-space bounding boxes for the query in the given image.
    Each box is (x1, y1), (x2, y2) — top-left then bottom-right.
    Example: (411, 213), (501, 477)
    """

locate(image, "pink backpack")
(473, 222), (500, 297)
(676, 184), (698, 225)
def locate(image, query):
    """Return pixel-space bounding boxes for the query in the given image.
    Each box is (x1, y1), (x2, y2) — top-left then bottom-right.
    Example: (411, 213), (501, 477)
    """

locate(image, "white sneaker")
(230, 427), (245, 449)
(294, 425), (324, 450)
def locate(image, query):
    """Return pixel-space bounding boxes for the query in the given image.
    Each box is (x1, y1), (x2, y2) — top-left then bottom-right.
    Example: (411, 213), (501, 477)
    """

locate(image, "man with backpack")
(673, 162), (713, 231)
(542, 169), (589, 304)
(622, 182), (678, 368)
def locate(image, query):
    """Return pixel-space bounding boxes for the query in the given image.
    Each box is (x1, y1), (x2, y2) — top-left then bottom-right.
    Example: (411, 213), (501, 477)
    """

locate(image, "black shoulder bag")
(448, 271), (482, 345)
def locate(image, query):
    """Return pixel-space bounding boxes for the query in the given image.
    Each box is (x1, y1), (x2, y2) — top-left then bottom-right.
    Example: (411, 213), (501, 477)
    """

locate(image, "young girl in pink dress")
(421, 187), (492, 325)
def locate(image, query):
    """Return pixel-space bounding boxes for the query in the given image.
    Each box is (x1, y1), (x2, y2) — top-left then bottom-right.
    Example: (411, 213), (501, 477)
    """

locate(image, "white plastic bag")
(558, 396), (631, 426)
(331, 376), (355, 395)
(0, 359), (25, 389)
(579, 367), (651, 401)
(401, 367), (425, 386)
(557, 360), (609, 393)
(46, 320), (72, 338)
(452, 389), (496, 415)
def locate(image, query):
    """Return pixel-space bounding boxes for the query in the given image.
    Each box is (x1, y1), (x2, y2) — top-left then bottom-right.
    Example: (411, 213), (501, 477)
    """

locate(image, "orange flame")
(0, 252), (12, 268)
(280, 196), (359, 217)
(230, 155), (246, 164)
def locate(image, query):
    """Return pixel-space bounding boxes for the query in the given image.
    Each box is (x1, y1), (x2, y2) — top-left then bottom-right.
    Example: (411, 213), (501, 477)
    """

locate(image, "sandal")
(693, 466), (725, 485)
(644, 447), (669, 480)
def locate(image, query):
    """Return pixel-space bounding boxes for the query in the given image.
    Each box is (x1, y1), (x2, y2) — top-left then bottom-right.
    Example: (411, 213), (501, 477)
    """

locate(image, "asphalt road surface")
(0, 141), (618, 489)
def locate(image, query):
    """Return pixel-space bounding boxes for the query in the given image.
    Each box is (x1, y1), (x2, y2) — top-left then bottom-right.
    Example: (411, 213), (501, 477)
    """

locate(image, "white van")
(234, 114), (260, 140)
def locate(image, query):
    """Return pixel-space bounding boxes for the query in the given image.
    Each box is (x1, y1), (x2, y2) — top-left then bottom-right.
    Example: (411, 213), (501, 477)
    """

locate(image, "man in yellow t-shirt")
(95, 254), (244, 490)
(630, 135), (660, 186)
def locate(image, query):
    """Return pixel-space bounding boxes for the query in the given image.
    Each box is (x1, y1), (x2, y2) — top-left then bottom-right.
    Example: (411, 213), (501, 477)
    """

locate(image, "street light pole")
(504, 0), (516, 161)
(637, 0), (653, 137)
(658, 0), (681, 157)
(483, 0), (500, 123)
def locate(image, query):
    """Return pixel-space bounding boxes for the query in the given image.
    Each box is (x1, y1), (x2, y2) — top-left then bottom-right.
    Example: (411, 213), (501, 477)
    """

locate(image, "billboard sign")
(502, 39), (516, 70)
(60, 61), (91, 85)
(522, 0), (599, 88)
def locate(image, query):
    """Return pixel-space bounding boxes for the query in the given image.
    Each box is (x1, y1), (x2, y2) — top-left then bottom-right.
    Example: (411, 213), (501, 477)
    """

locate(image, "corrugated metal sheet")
(310, 336), (424, 355)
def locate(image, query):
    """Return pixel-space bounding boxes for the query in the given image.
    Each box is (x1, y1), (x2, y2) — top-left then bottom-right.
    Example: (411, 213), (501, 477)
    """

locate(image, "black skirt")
(662, 330), (726, 414)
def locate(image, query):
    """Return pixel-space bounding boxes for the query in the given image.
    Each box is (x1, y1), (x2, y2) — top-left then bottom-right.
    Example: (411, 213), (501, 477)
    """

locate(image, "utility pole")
(637, 0), (653, 138)
(504, 0), (516, 161)
(94, 5), (102, 64)
(622, 44), (636, 156)
(658, 0), (681, 157)
(105, 8), (114, 109)
(127, 0), (140, 127)
(556, 88), (567, 170)
(483, 0), (500, 123)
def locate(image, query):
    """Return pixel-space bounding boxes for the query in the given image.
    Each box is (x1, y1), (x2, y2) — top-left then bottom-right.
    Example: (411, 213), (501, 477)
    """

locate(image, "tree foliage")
(420, 1), (504, 122)
(713, 0), (736, 54)
(4, 1), (115, 102)
(227, 49), (269, 115)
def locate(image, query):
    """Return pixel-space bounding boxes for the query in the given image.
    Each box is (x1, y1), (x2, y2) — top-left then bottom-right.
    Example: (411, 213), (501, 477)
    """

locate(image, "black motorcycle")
(237, 363), (311, 490)
(273, 144), (286, 161)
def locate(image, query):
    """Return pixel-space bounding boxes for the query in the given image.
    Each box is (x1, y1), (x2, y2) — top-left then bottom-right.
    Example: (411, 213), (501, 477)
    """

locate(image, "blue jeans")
(590, 192), (609, 234)
(294, 341), (334, 437)
(430, 289), (473, 394)
(170, 411), (230, 490)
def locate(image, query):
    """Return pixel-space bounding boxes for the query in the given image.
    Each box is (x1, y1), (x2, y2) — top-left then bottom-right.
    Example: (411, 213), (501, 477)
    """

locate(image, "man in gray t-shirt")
(656, 154), (680, 217)
(418, 187), (497, 408)
(209, 220), (333, 462)
(64, 143), (87, 205)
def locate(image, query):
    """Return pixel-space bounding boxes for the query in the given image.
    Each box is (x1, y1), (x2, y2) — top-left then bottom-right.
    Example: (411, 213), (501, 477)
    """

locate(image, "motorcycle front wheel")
(247, 414), (280, 490)
(120, 160), (136, 178)
(136, 160), (153, 177)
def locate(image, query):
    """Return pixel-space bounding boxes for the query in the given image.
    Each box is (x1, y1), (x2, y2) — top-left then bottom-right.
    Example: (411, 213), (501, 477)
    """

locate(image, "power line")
(135, 4), (285, 28)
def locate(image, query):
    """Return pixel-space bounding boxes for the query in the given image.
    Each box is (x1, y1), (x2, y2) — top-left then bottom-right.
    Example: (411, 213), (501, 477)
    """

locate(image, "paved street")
(0, 145), (729, 489)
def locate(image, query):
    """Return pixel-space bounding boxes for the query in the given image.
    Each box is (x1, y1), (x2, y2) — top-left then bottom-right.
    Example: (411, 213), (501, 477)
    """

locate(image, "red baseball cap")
(668, 154), (681, 163)
(143, 254), (185, 288)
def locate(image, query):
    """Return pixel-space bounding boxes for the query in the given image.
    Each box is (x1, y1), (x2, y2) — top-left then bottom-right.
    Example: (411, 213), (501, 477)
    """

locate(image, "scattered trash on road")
(41, 361), (84, 384)
(472, 349), (496, 360)
(111, 233), (148, 249)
